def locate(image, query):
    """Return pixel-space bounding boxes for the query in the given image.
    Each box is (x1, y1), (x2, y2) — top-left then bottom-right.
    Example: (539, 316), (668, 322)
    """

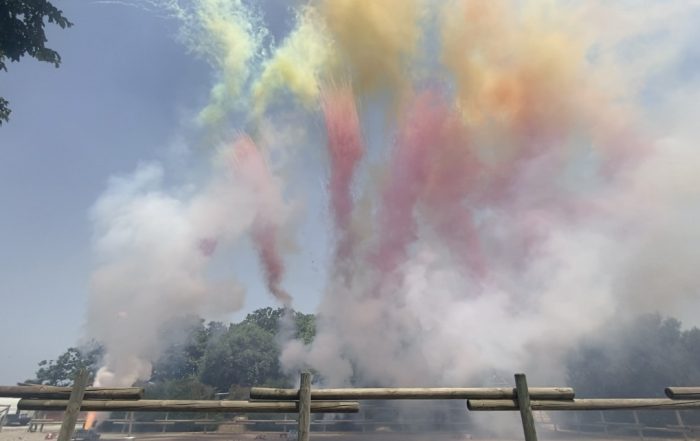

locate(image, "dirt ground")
(0, 427), (54, 441)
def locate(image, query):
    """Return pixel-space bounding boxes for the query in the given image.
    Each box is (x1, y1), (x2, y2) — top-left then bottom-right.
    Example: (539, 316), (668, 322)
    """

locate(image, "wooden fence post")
(514, 373), (538, 441)
(298, 372), (312, 441)
(57, 369), (89, 441)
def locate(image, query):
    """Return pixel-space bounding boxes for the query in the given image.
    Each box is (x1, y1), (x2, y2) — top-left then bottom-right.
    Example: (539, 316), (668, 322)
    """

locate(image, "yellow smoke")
(252, 7), (334, 116)
(316, 0), (425, 101)
(252, 0), (425, 115)
(171, 0), (261, 127)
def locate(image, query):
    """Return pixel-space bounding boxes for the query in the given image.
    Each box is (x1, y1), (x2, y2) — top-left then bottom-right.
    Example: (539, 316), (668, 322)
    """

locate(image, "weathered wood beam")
(57, 369), (89, 441)
(18, 399), (359, 413)
(298, 372), (311, 441)
(666, 387), (700, 399)
(250, 387), (574, 401)
(514, 374), (538, 441)
(468, 398), (700, 411)
(0, 385), (143, 400)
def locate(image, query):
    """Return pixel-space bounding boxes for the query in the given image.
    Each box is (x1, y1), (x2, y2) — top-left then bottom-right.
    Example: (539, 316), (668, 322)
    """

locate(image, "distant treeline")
(28, 307), (314, 399)
(566, 314), (700, 428)
(29, 310), (700, 407)
(567, 314), (700, 397)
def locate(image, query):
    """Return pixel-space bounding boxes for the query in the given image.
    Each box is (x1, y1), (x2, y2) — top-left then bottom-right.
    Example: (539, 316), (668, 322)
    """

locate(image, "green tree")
(294, 311), (316, 344)
(151, 319), (224, 382)
(242, 307), (286, 334)
(29, 343), (103, 386)
(0, 0), (73, 124)
(28, 307), (316, 394)
(566, 314), (699, 398)
(199, 322), (286, 391)
(566, 314), (700, 426)
(242, 307), (316, 343)
(197, 308), (316, 391)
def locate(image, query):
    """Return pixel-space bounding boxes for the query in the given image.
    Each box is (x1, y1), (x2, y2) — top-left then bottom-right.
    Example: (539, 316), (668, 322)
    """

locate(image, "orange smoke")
(84, 411), (97, 429)
(317, 0), (424, 101)
(441, 0), (588, 145)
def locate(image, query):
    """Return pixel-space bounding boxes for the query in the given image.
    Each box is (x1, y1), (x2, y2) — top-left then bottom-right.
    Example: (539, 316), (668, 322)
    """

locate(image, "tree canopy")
(0, 0), (72, 124)
(28, 342), (103, 386)
(199, 322), (284, 391)
(31, 307), (313, 393)
(146, 308), (315, 393)
(567, 314), (700, 398)
(566, 314), (700, 426)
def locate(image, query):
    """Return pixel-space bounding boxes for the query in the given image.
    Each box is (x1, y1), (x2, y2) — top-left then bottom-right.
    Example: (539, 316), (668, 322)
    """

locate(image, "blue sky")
(0, 1), (326, 384)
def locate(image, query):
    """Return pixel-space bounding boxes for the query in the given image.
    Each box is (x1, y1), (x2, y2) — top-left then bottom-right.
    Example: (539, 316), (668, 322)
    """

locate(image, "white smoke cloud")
(87, 158), (256, 387)
(282, 224), (621, 387)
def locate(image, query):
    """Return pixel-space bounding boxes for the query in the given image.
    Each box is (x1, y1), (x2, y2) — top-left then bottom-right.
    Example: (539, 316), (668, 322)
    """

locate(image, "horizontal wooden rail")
(0, 386), (143, 400)
(250, 387), (574, 401)
(666, 387), (700, 399)
(468, 398), (700, 411)
(18, 399), (359, 413)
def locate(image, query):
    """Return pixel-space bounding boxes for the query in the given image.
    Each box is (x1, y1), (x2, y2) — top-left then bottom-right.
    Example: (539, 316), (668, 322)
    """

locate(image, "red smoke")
(371, 90), (486, 281)
(232, 135), (291, 305)
(370, 91), (437, 276)
(321, 85), (365, 262)
(251, 219), (292, 305)
(419, 92), (486, 278)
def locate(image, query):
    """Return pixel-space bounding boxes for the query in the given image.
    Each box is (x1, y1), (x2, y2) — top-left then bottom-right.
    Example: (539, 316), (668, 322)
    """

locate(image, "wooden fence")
(5, 372), (700, 441)
(7, 371), (357, 441)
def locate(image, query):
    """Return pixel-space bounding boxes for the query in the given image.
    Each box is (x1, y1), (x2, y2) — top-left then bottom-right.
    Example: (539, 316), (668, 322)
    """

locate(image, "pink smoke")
(369, 91), (438, 277)
(368, 90), (486, 281)
(321, 85), (365, 262)
(418, 94), (486, 278)
(231, 135), (292, 305)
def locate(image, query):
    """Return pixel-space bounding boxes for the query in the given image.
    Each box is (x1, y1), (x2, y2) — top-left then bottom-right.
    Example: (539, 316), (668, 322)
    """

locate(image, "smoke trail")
(150, 0), (265, 127)
(369, 91), (440, 278)
(321, 84), (364, 263)
(252, 6), (333, 116)
(230, 135), (292, 305)
(191, 0), (263, 126)
(407, 90), (485, 278)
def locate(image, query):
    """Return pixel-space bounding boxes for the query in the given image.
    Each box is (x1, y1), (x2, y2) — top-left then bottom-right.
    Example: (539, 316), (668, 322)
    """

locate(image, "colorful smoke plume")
(88, 0), (700, 390)
(321, 84), (364, 263)
(231, 135), (292, 305)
